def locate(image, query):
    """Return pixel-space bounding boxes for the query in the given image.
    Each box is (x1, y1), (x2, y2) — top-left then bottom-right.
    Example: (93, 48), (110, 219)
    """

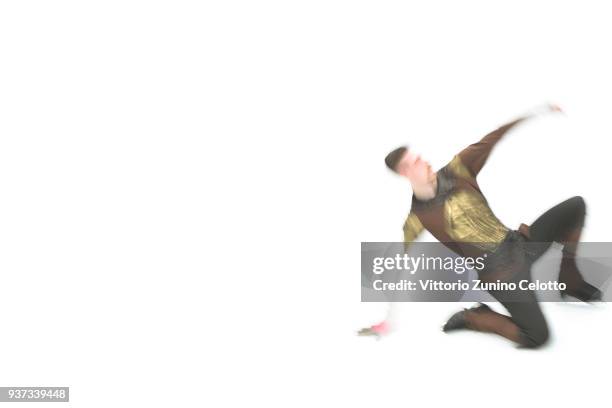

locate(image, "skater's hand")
(357, 327), (379, 337)
(547, 103), (564, 114)
(356, 321), (390, 337)
(527, 103), (565, 118)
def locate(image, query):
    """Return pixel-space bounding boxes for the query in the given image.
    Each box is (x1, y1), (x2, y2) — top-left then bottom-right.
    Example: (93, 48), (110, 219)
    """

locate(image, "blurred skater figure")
(359, 104), (604, 348)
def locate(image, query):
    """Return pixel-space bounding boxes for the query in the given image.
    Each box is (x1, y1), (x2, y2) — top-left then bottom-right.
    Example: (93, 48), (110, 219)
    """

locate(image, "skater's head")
(385, 146), (435, 185)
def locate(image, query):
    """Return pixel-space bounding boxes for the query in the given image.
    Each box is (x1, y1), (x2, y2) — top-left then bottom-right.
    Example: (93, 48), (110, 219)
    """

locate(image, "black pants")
(483, 196), (586, 347)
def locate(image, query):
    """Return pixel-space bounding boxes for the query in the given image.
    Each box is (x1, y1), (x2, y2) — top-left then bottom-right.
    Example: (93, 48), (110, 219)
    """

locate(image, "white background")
(0, 1), (610, 407)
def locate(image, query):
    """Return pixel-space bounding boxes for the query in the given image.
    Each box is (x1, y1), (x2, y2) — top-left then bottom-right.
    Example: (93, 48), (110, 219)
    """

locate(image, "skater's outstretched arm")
(357, 212), (424, 338)
(458, 104), (562, 177)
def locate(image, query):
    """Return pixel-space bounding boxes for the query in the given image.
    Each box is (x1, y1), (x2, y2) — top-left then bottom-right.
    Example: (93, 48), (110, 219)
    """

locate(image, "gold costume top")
(403, 119), (526, 257)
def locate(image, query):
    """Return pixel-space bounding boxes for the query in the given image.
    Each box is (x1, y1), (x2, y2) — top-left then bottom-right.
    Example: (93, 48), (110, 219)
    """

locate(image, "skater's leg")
(529, 196), (586, 246)
(444, 246), (550, 348)
(528, 196), (599, 299)
(445, 292), (549, 348)
(444, 303), (523, 344)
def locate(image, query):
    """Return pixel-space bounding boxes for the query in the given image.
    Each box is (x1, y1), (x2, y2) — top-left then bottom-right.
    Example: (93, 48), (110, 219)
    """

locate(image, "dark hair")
(385, 146), (408, 173)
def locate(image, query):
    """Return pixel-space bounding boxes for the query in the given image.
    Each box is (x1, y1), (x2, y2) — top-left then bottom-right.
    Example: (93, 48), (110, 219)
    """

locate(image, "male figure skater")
(359, 104), (602, 348)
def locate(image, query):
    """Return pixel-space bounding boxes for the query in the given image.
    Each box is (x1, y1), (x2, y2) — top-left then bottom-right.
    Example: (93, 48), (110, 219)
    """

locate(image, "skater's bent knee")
(568, 196), (586, 212)
(520, 324), (550, 348)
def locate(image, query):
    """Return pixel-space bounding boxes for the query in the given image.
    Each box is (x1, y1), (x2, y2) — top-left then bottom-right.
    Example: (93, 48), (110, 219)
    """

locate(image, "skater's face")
(397, 149), (435, 185)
